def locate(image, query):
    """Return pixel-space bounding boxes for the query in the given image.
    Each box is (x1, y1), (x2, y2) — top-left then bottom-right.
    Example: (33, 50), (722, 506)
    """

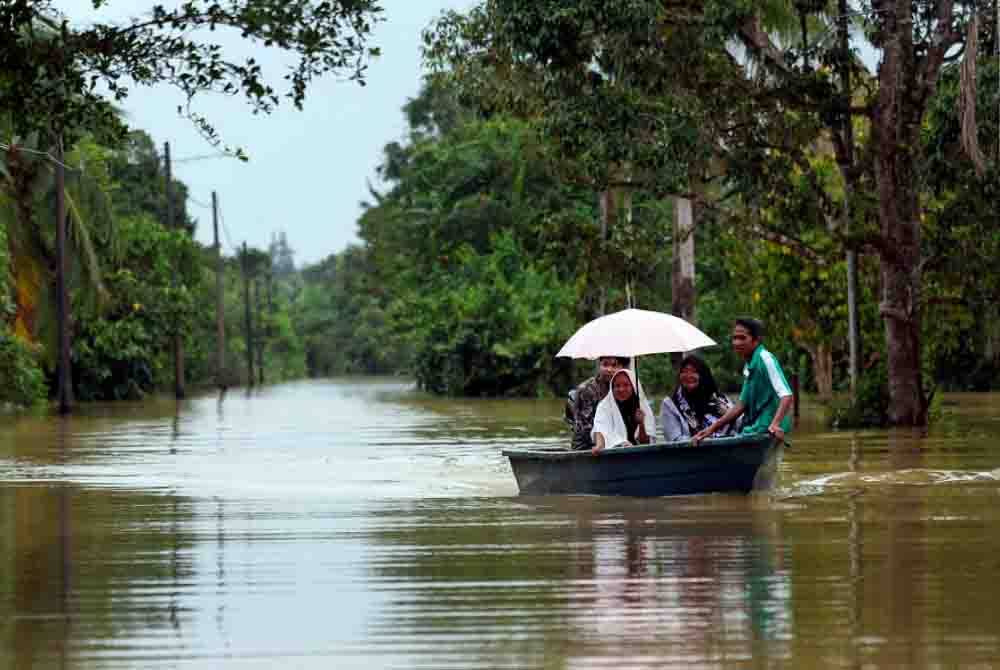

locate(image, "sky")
(53, 0), (476, 265)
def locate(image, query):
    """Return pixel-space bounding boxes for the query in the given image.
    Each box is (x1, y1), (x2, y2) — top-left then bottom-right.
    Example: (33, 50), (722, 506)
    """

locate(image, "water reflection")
(363, 497), (793, 667)
(1, 381), (1000, 668)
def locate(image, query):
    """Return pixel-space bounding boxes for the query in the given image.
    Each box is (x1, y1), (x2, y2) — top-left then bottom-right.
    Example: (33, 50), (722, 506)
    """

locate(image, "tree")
(1, 1), (383, 146)
(435, 0), (997, 424)
(733, 0), (991, 424)
(427, 1), (711, 323)
(2, 0), (383, 406)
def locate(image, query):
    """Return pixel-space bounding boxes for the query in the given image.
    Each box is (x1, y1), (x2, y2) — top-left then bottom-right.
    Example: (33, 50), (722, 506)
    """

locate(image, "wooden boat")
(502, 433), (779, 497)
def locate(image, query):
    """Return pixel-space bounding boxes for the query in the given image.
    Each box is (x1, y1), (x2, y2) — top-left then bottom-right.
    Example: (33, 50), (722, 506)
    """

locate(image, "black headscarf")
(611, 369), (640, 443)
(673, 354), (720, 421)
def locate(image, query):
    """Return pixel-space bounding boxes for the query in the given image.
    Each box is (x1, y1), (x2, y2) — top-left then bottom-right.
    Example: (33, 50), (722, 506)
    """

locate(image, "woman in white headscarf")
(591, 368), (656, 454)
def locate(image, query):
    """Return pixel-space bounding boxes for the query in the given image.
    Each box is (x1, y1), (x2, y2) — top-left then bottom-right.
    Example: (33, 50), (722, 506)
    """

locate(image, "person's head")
(677, 354), (719, 398)
(731, 317), (764, 360)
(611, 369), (636, 402)
(597, 356), (631, 382)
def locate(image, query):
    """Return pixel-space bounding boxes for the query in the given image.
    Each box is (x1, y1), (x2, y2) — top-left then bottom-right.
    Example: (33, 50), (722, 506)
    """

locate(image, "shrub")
(828, 358), (890, 428)
(0, 330), (47, 408)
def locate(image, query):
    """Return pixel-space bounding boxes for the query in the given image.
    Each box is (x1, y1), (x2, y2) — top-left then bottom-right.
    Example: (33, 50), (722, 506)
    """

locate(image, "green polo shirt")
(739, 344), (793, 435)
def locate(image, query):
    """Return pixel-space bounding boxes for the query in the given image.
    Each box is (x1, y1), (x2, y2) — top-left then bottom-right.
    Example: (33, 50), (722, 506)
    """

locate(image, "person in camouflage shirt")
(567, 356), (630, 450)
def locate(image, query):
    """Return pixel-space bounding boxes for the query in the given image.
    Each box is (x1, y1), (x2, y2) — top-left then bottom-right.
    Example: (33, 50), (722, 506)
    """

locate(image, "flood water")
(2, 378), (1000, 669)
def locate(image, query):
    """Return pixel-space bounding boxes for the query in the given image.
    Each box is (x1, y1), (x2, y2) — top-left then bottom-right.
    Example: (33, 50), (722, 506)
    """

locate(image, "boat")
(502, 433), (780, 497)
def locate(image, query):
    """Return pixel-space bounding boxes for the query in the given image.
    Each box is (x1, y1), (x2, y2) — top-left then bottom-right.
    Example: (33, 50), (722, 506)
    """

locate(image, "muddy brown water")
(2, 379), (1000, 668)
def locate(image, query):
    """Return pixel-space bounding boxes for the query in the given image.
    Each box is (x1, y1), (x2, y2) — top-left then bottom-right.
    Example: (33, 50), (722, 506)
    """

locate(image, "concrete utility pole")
(54, 136), (73, 414)
(838, 0), (861, 395)
(213, 191), (226, 389)
(242, 242), (255, 387)
(164, 141), (186, 399)
(255, 276), (264, 385)
(266, 269), (274, 377)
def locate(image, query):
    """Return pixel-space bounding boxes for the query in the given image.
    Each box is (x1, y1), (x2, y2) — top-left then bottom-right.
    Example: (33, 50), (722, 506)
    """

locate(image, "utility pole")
(164, 141), (186, 398)
(54, 136), (73, 414)
(266, 269), (274, 376)
(255, 276), (265, 385)
(242, 242), (255, 387)
(213, 191), (226, 389)
(838, 0), (861, 395)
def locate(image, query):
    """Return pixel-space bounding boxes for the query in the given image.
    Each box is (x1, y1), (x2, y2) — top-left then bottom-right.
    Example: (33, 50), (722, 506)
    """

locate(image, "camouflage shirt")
(570, 376), (610, 450)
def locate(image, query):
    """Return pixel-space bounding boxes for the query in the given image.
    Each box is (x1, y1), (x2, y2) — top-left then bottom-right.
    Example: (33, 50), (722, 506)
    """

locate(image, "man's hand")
(591, 444), (604, 456)
(692, 428), (712, 445)
(768, 425), (785, 443)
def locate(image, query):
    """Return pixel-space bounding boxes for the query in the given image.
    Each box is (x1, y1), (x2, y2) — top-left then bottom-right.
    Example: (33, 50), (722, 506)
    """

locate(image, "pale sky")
(53, 0), (476, 265)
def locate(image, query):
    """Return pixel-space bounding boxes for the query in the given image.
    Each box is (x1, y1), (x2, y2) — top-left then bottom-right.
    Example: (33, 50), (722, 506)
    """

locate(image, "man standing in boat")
(692, 318), (793, 444)
(568, 356), (629, 450)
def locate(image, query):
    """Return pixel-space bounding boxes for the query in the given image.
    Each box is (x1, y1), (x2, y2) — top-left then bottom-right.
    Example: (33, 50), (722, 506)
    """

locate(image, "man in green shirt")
(692, 318), (794, 444)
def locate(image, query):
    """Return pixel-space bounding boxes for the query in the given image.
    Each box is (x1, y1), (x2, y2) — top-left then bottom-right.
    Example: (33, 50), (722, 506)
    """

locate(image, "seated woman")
(660, 355), (738, 442)
(591, 368), (656, 454)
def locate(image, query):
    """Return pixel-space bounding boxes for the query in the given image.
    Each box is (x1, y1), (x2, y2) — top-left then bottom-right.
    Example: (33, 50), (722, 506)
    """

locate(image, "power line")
(173, 152), (232, 164)
(0, 141), (81, 172)
(218, 206), (238, 254)
(187, 193), (213, 209)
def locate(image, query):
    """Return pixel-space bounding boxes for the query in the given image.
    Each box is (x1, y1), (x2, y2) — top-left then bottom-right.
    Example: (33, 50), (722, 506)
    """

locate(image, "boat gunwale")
(502, 433), (773, 461)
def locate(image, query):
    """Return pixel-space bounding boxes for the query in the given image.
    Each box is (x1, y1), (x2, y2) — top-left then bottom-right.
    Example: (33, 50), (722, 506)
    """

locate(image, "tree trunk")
(672, 196), (696, 324)
(811, 343), (834, 399)
(873, 6), (926, 425)
(597, 188), (617, 317)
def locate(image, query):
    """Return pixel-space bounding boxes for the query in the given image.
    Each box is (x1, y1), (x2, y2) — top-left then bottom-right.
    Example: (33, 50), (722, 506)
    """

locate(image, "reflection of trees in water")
(0, 483), (198, 668)
(365, 499), (793, 667)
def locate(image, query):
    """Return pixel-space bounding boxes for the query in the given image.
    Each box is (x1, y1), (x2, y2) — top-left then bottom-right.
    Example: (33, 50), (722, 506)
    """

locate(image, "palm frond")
(65, 188), (108, 304)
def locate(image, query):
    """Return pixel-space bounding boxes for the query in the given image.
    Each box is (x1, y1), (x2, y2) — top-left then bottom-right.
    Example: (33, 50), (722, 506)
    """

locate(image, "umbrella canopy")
(556, 308), (716, 359)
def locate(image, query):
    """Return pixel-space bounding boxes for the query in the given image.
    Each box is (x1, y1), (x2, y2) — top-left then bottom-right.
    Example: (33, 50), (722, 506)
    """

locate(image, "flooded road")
(3, 378), (1000, 668)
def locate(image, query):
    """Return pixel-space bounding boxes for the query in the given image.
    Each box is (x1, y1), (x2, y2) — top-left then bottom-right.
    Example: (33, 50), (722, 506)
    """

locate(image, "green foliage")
(0, 221), (45, 408)
(72, 215), (201, 400)
(829, 357), (890, 429)
(294, 245), (403, 377)
(922, 59), (1000, 391)
(400, 233), (574, 396)
(108, 131), (196, 235)
(0, 330), (46, 408)
(1, 1), (383, 149)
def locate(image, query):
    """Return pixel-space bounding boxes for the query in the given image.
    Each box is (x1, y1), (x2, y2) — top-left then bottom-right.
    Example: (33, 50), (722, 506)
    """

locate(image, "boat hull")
(503, 434), (778, 497)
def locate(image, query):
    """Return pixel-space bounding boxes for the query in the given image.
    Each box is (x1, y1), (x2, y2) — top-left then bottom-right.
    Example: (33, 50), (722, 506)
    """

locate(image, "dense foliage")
(2, 1), (999, 428)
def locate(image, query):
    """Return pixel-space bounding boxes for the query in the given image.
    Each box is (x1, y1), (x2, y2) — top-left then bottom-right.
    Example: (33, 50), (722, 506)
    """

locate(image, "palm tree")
(1, 124), (110, 408)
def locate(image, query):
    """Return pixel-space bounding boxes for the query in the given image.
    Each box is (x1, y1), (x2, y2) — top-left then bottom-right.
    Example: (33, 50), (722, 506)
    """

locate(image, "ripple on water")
(4, 382), (1000, 668)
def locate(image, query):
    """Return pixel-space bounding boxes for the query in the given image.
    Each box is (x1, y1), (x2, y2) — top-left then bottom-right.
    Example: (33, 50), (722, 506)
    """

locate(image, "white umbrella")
(556, 308), (716, 359)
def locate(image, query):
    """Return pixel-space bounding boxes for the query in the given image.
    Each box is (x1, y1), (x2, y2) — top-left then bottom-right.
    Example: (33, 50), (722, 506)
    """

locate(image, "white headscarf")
(591, 368), (656, 448)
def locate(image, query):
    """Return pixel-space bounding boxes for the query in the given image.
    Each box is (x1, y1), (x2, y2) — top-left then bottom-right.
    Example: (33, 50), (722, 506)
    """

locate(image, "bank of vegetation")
(2, 1), (998, 430)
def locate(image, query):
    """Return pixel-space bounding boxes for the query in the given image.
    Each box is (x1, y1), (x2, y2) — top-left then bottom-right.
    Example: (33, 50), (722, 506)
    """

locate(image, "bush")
(828, 358), (890, 428)
(0, 330), (47, 408)
(402, 233), (575, 396)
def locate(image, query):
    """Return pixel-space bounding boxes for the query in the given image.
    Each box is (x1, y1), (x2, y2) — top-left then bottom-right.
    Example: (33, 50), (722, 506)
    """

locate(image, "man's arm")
(761, 351), (794, 442)
(768, 395), (794, 442)
(571, 386), (595, 449)
(692, 401), (746, 444)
